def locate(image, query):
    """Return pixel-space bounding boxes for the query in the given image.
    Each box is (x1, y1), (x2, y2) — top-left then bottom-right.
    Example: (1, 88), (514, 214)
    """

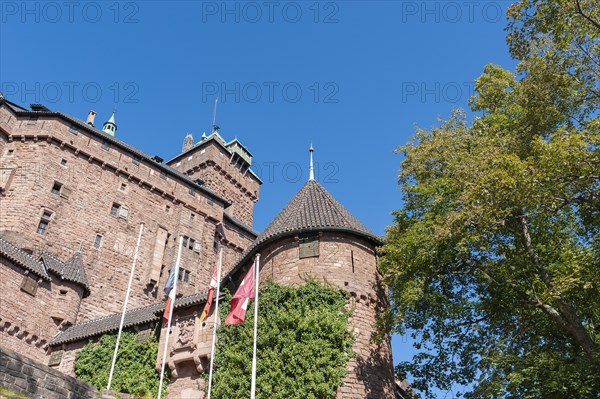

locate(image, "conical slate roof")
(257, 180), (380, 244)
(40, 252), (90, 295)
(224, 180), (382, 281)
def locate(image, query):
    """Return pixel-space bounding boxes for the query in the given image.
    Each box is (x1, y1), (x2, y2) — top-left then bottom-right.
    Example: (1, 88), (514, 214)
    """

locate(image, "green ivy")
(211, 280), (354, 399)
(74, 327), (167, 399)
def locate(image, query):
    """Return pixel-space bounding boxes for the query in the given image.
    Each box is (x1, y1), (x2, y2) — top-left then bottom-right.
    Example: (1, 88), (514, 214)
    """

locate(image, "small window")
(37, 211), (52, 235)
(299, 235), (320, 259)
(182, 236), (189, 248)
(27, 116), (38, 125)
(111, 203), (120, 216)
(6, 149), (14, 156)
(207, 198), (214, 206)
(178, 269), (191, 283)
(165, 205), (171, 213)
(60, 159), (67, 166)
(118, 206), (129, 219)
(189, 188), (196, 196)
(190, 213), (195, 221)
(193, 241), (201, 253)
(132, 156), (141, 165)
(51, 182), (62, 195)
(94, 234), (102, 248)
(188, 238), (196, 250)
(68, 125), (78, 134)
(160, 170), (167, 180)
(59, 289), (68, 296)
(21, 273), (38, 295)
(120, 183), (127, 191)
(102, 141), (110, 150)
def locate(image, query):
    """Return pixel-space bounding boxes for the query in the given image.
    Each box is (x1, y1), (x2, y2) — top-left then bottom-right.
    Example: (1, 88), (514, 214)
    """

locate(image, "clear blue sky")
(1, 1), (517, 396)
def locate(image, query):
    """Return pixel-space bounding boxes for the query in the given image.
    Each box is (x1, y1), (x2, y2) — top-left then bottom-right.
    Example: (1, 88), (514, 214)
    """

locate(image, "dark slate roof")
(0, 238), (50, 280)
(0, 98), (230, 207)
(223, 180), (383, 282)
(40, 252), (90, 294)
(224, 213), (259, 238)
(50, 291), (210, 346)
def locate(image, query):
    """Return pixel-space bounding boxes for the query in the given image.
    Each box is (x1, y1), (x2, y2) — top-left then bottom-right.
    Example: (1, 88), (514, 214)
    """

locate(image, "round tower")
(227, 148), (396, 399)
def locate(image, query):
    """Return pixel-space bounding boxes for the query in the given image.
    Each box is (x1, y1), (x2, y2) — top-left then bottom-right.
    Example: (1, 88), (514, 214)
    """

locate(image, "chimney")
(86, 110), (96, 126)
(182, 133), (194, 153)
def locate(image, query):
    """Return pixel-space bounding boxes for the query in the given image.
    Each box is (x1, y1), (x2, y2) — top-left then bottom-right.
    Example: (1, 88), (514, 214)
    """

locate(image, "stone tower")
(223, 149), (396, 399)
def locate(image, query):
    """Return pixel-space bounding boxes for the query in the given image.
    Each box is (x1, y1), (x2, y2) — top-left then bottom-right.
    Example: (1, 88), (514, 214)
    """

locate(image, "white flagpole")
(158, 235), (184, 399)
(107, 222), (144, 391)
(206, 243), (224, 399)
(250, 253), (261, 399)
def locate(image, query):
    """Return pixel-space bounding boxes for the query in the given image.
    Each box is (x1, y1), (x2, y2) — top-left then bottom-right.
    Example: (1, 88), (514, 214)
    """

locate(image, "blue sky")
(1, 1), (517, 396)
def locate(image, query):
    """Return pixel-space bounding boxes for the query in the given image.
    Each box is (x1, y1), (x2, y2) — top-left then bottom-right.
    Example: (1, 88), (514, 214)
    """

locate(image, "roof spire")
(309, 143), (315, 181)
(102, 111), (117, 136)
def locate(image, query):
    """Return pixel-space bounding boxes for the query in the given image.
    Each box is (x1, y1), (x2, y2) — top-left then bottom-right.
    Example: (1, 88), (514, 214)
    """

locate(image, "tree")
(380, 1), (599, 397)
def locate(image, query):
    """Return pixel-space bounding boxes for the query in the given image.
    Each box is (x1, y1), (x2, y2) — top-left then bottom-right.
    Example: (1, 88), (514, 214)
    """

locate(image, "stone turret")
(182, 133), (194, 153)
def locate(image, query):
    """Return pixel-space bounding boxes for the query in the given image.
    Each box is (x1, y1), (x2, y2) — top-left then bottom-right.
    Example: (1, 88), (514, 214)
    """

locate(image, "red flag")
(224, 263), (255, 325)
(199, 260), (219, 322)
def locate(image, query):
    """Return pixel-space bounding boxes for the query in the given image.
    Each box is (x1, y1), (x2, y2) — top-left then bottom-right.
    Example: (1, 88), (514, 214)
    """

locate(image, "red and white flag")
(162, 263), (179, 325)
(224, 262), (255, 325)
(199, 261), (219, 322)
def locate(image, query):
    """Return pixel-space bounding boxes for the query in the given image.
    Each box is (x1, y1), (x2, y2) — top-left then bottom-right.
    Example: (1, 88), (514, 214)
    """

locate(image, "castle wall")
(0, 105), (253, 324)
(257, 232), (396, 399)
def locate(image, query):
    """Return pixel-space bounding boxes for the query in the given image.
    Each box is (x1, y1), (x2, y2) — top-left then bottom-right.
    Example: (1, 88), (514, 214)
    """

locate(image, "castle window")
(94, 234), (103, 248)
(299, 235), (319, 259)
(120, 183), (127, 191)
(27, 116), (38, 125)
(37, 211), (53, 235)
(190, 213), (195, 221)
(68, 125), (78, 134)
(160, 170), (167, 180)
(111, 203), (129, 219)
(6, 149), (14, 156)
(102, 141), (110, 150)
(51, 181), (63, 195)
(207, 198), (214, 206)
(21, 273), (38, 296)
(60, 159), (67, 166)
(132, 156), (141, 165)
(111, 203), (120, 216)
(189, 188), (196, 197)
(178, 269), (191, 283)
(165, 205), (171, 213)
(59, 289), (68, 296)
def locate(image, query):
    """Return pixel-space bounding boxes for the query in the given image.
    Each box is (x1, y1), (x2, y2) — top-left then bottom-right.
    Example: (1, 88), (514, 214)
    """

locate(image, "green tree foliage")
(211, 280), (354, 399)
(75, 329), (166, 398)
(380, 1), (599, 397)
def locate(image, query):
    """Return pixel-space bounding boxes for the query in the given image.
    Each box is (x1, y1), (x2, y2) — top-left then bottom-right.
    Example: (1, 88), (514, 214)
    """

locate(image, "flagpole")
(250, 253), (261, 399)
(158, 235), (184, 399)
(206, 243), (224, 399)
(107, 222), (144, 391)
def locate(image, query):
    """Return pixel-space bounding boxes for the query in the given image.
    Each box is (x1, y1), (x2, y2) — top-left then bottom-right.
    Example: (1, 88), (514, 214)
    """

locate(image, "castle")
(0, 96), (395, 398)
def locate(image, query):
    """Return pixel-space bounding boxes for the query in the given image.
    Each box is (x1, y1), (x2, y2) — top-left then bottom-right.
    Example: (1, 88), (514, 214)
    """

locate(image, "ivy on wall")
(74, 328), (167, 399)
(211, 280), (354, 399)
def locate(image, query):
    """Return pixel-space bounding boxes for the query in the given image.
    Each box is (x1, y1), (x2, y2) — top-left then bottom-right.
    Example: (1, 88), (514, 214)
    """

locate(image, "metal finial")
(309, 144), (315, 181)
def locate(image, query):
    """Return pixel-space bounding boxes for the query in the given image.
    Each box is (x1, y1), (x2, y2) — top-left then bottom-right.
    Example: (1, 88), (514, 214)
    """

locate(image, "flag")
(225, 263), (255, 325)
(162, 263), (179, 325)
(199, 261), (219, 322)
(199, 223), (226, 323)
